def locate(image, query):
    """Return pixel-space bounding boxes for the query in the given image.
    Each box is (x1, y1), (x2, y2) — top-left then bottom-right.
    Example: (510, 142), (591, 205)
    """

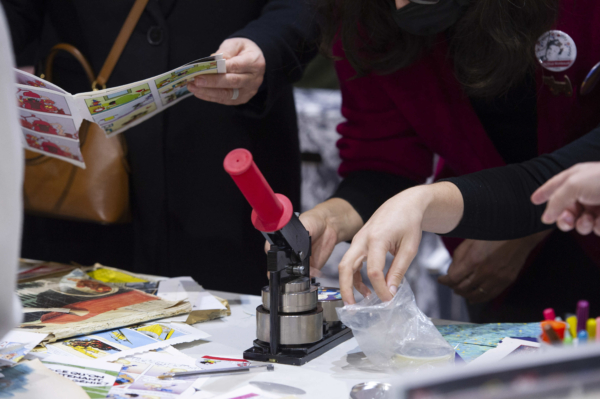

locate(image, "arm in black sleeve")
(1, 0), (46, 55)
(228, 0), (318, 117)
(442, 125), (600, 240)
(332, 170), (417, 223)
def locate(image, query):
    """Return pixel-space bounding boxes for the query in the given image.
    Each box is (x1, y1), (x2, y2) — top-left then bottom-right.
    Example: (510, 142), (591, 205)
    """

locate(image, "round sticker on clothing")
(318, 288), (342, 301)
(535, 30), (577, 72)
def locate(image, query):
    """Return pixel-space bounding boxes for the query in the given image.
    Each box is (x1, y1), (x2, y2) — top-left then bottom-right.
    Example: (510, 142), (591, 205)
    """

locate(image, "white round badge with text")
(535, 30), (577, 72)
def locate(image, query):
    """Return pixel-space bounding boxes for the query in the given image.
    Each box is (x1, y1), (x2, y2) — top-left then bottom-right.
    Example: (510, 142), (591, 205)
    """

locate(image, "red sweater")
(333, 0), (600, 262)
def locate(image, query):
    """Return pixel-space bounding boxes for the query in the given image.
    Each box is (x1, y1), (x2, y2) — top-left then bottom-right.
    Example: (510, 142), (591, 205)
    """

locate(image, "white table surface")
(174, 290), (466, 399)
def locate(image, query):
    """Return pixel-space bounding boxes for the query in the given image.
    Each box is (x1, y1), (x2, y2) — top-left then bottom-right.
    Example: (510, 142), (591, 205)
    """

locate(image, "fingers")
(385, 230), (421, 294)
(188, 86), (245, 106)
(338, 241), (367, 305)
(309, 267), (323, 278)
(192, 73), (250, 90)
(540, 180), (579, 224)
(576, 212), (595, 235)
(437, 241), (473, 288)
(214, 40), (244, 60)
(366, 242), (392, 302)
(531, 169), (571, 205)
(353, 270), (372, 298)
(556, 210), (576, 231)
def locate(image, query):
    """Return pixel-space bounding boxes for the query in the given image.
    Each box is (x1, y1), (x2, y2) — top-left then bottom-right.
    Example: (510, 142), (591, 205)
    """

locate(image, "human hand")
(438, 231), (549, 303)
(263, 198), (363, 278)
(531, 162), (600, 235)
(187, 38), (265, 105)
(338, 183), (464, 305)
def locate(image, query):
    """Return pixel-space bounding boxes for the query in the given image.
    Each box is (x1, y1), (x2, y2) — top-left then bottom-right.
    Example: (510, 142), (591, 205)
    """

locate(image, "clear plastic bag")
(337, 280), (454, 372)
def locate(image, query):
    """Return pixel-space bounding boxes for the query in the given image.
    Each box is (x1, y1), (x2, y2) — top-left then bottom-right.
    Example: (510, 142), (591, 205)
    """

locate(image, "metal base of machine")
(243, 323), (353, 366)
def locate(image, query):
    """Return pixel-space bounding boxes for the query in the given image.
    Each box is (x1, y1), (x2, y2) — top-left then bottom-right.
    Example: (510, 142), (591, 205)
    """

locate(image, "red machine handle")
(224, 148), (293, 232)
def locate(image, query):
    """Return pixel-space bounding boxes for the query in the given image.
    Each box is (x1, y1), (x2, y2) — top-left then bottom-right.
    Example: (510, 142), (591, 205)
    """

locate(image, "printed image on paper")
(15, 69), (68, 94)
(19, 110), (79, 140)
(16, 86), (72, 115)
(0, 330), (47, 367)
(84, 83), (152, 115)
(22, 130), (84, 167)
(108, 352), (201, 398)
(155, 62), (220, 106)
(42, 356), (122, 399)
(47, 322), (208, 362)
(16, 269), (191, 341)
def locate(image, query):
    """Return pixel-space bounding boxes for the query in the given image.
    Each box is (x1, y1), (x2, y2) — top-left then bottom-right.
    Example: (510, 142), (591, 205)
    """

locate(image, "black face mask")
(392, 0), (469, 36)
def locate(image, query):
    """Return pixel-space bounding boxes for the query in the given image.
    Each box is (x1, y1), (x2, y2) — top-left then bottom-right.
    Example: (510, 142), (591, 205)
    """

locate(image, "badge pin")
(581, 61), (600, 95)
(543, 75), (573, 97)
(535, 30), (577, 72)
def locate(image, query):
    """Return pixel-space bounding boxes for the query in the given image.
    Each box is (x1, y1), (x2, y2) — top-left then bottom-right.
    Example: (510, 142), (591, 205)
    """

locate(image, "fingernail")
(389, 285), (398, 296)
(563, 214), (574, 225)
(195, 78), (206, 86)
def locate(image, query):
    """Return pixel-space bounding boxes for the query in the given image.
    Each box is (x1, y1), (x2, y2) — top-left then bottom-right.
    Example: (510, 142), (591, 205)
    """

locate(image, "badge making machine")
(224, 149), (353, 365)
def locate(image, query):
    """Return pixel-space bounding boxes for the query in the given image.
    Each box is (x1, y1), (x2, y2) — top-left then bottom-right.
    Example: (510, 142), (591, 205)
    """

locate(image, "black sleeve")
(1, 0), (46, 55)
(332, 170), (417, 223)
(228, 0), (318, 117)
(442, 125), (600, 240)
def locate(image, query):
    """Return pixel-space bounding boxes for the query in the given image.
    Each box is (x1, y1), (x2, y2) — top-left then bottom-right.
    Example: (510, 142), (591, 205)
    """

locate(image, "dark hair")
(316, 0), (559, 98)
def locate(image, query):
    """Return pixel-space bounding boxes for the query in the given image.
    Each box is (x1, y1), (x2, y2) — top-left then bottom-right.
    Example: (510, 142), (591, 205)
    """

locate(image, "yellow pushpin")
(587, 318), (597, 339)
(567, 316), (578, 338)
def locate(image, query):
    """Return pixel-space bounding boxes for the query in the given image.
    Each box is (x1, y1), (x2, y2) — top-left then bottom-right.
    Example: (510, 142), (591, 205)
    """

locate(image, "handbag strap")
(93, 0), (150, 91)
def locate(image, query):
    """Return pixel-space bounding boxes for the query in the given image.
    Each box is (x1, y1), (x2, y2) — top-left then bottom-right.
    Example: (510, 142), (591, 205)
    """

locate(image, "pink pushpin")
(543, 308), (556, 321)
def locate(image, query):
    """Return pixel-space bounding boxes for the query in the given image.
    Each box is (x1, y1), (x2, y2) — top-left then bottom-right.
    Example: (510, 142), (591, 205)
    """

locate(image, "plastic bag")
(337, 280), (454, 372)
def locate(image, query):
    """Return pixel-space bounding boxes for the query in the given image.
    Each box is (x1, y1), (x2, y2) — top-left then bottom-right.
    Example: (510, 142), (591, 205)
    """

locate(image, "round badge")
(535, 30), (577, 72)
(318, 287), (342, 301)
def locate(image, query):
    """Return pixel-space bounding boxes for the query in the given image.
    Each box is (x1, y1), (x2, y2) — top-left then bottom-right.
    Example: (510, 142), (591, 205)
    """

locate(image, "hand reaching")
(188, 38), (265, 105)
(532, 162), (600, 235)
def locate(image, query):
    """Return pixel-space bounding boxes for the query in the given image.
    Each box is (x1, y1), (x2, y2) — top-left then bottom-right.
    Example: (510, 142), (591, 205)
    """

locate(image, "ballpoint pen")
(158, 364), (274, 379)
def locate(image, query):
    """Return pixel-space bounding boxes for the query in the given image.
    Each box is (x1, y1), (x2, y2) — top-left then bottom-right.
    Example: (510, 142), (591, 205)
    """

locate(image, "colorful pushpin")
(577, 300), (589, 333)
(564, 329), (573, 345)
(578, 330), (588, 344)
(543, 323), (561, 345)
(543, 308), (556, 321)
(587, 319), (597, 340)
(541, 321), (566, 343)
(567, 315), (578, 338)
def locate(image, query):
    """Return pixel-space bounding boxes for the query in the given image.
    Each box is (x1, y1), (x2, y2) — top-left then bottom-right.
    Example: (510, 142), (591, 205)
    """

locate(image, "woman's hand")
(264, 198), (364, 277)
(188, 38), (265, 105)
(532, 162), (600, 235)
(338, 183), (464, 304)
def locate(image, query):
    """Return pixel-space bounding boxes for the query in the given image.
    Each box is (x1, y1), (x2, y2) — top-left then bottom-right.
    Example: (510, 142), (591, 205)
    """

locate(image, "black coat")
(3, 0), (317, 294)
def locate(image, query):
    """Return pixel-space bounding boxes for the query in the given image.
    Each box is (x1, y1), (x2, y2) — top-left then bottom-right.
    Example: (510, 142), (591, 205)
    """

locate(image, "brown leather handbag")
(23, 0), (149, 224)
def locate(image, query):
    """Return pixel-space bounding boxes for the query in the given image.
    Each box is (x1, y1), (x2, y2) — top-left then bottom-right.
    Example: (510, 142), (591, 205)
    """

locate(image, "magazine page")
(73, 54), (226, 137)
(16, 269), (191, 341)
(15, 84), (86, 168)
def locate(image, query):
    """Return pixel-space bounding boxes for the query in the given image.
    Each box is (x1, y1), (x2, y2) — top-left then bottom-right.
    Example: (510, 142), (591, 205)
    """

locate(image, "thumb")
(215, 39), (244, 60)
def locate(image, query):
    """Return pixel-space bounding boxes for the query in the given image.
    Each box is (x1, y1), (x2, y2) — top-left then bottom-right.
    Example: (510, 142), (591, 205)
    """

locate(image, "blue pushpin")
(578, 330), (588, 344)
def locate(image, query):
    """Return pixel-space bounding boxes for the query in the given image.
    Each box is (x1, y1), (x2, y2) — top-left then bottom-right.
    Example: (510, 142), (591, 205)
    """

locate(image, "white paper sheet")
(0, 330), (48, 366)
(42, 355), (122, 398)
